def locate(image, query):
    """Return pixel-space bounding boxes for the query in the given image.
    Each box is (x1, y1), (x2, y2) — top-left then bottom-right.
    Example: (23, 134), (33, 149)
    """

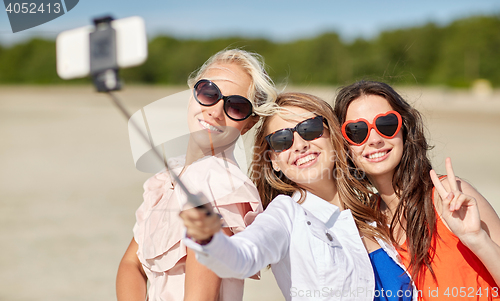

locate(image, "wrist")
(459, 229), (489, 252)
(186, 233), (213, 246)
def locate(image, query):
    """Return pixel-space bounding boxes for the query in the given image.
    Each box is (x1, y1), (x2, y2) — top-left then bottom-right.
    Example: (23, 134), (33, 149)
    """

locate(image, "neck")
(369, 171), (407, 243)
(369, 172), (401, 217)
(185, 136), (238, 166)
(300, 179), (341, 209)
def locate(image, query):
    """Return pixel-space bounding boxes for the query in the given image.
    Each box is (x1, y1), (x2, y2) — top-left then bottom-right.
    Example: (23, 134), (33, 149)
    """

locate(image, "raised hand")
(429, 157), (482, 244)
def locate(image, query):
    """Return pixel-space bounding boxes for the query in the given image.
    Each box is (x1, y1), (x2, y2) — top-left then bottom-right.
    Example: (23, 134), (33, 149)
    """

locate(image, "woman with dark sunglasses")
(116, 49), (277, 301)
(334, 80), (500, 300)
(180, 92), (406, 301)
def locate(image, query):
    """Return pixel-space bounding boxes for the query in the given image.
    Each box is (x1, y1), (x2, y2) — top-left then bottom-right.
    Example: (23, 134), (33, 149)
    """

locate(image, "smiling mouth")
(295, 153), (319, 167)
(365, 149), (391, 160)
(199, 120), (223, 133)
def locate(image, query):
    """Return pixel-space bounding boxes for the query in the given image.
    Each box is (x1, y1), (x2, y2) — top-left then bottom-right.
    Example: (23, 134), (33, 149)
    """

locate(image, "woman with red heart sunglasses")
(334, 80), (500, 300)
(116, 49), (277, 301)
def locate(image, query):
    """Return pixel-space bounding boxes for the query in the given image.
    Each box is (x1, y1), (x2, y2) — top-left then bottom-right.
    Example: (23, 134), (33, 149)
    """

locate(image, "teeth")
(367, 151), (387, 159)
(296, 154), (317, 166)
(200, 120), (222, 132)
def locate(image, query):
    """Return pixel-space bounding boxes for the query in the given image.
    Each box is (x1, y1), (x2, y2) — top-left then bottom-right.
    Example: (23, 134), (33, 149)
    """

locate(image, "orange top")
(397, 190), (499, 300)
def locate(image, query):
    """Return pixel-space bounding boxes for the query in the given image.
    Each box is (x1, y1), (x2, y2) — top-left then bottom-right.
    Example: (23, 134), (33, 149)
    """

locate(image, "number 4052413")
(5, 2), (61, 14)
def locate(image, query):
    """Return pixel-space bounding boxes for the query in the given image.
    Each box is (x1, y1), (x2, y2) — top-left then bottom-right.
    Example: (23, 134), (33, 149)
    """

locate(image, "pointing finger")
(445, 157), (459, 192)
(430, 169), (449, 200)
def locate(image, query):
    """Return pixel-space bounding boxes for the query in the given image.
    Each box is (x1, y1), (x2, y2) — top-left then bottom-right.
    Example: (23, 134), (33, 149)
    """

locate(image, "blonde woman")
(116, 49), (277, 301)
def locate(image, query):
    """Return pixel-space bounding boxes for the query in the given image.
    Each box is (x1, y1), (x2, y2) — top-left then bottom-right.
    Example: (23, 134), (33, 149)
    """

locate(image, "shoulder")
(183, 156), (251, 191)
(245, 194), (299, 237)
(180, 157), (260, 206)
(268, 194), (299, 209)
(458, 179), (500, 239)
(140, 171), (173, 209)
(263, 194), (303, 221)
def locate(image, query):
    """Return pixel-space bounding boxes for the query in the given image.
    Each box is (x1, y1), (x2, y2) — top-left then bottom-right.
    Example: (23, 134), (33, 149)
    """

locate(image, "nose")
(367, 128), (384, 146)
(291, 131), (309, 152)
(205, 100), (224, 120)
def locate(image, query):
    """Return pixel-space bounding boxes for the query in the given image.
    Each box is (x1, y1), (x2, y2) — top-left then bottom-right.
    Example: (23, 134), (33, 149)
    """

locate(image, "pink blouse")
(133, 155), (263, 301)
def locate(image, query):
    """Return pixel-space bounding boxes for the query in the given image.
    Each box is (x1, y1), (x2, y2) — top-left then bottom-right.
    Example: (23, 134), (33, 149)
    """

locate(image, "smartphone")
(56, 16), (147, 80)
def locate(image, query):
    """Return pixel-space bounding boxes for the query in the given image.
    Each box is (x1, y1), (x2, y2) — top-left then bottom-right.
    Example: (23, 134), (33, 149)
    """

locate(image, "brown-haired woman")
(334, 80), (500, 300)
(180, 92), (411, 301)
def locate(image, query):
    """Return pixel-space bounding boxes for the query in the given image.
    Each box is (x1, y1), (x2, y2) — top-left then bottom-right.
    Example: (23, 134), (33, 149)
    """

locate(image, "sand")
(1, 85), (499, 301)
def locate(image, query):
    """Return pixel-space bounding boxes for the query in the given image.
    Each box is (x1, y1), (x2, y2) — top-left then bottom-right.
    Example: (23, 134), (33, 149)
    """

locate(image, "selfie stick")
(89, 16), (212, 214)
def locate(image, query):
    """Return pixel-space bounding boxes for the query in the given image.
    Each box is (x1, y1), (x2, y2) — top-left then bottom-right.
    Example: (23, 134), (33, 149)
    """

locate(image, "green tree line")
(1, 15), (499, 87)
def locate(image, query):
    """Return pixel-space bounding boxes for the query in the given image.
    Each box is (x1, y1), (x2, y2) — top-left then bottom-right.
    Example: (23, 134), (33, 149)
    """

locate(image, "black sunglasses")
(193, 79), (254, 121)
(265, 116), (325, 152)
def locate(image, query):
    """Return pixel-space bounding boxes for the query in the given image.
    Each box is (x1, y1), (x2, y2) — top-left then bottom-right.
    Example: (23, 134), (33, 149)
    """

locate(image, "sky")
(1, 0), (500, 46)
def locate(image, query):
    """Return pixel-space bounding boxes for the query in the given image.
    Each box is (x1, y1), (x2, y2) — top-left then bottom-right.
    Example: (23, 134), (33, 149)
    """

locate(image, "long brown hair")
(333, 80), (436, 283)
(250, 92), (390, 240)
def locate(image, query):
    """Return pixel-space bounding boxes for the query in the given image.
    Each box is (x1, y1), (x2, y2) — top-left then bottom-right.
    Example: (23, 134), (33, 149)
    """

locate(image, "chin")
(366, 165), (397, 178)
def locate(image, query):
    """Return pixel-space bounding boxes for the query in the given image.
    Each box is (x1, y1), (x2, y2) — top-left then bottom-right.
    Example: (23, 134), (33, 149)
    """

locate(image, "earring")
(272, 164), (280, 172)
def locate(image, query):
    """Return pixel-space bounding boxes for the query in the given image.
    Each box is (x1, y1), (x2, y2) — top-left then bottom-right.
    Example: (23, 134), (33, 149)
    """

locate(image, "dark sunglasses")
(265, 116), (325, 152)
(193, 79), (254, 121)
(341, 111), (402, 146)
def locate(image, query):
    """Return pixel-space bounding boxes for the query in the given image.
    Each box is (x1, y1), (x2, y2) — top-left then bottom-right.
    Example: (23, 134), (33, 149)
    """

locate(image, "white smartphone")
(56, 16), (148, 80)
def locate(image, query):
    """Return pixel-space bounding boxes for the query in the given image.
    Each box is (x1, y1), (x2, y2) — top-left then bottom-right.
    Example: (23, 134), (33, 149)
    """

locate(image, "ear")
(240, 115), (259, 135)
(270, 154), (281, 172)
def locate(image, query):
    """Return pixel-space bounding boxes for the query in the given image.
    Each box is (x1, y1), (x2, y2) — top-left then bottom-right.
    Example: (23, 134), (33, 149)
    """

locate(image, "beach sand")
(1, 85), (499, 301)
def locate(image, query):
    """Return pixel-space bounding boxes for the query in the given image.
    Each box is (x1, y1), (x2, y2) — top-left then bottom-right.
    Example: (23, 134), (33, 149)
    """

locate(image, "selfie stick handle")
(89, 16), (122, 92)
(106, 92), (212, 213)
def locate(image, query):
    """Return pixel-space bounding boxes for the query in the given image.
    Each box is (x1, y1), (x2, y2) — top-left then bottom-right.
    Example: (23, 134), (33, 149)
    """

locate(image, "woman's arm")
(451, 180), (500, 286)
(431, 158), (500, 285)
(184, 248), (222, 301)
(116, 238), (148, 301)
(181, 196), (294, 279)
(184, 228), (233, 301)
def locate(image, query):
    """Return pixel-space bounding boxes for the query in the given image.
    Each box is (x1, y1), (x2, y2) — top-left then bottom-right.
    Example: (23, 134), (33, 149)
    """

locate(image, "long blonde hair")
(250, 92), (390, 239)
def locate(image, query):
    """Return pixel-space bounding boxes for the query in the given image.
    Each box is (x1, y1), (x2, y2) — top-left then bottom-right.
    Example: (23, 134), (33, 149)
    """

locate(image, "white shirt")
(184, 191), (375, 301)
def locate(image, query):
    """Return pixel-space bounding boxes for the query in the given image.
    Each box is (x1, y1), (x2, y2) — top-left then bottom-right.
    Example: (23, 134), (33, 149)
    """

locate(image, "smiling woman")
(180, 92), (413, 301)
(344, 94), (404, 181)
(115, 48), (277, 301)
(334, 80), (500, 300)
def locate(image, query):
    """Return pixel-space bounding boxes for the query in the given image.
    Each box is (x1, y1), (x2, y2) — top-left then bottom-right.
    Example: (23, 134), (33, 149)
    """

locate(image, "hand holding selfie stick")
(57, 15), (213, 215)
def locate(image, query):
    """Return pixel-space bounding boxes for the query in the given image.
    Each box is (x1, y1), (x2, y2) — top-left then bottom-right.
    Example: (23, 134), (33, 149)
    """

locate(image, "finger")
(179, 210), (194, 224)
(452, 193), (475, 212)
(184, 218), (215, 241)
(191, 212), (221, 229)
(188, 229), (212, 241)
(442, 192), (454, 215)
(183, 220), (200, 237)
(448, 192), (463, 212)
(445, 157), (459, 192)
(180, 208), (205, 222)
(430, 169), (449, 199)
